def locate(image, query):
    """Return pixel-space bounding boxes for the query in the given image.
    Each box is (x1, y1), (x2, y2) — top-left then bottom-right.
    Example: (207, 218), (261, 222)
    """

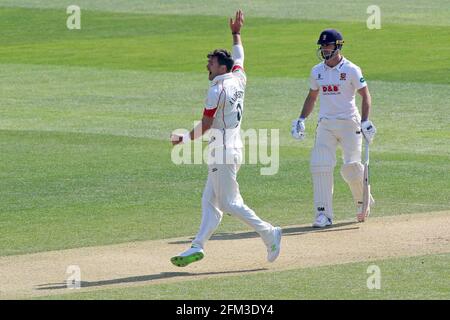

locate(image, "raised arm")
(230, 10), (244, 67)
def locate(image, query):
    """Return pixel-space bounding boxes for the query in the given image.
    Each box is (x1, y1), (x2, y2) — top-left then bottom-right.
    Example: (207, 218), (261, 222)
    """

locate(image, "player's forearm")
(300, 95), (316, 119)
(361, 94), (371, 122)
(232, 33), (242, 46)
(230, 10), (244, 65)
(188, 117), (213, 140)
(358, 86), (371, 122)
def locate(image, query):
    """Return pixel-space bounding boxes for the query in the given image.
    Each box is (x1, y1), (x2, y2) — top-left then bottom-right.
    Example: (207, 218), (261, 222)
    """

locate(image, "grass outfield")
(2, 0), (450, 26)
(0, 1), (449, 299)
(1, 65), (449, 256)
(37, 253), (450, 300)
(0, 5), (449, 256)
(1, 8), (450, 84)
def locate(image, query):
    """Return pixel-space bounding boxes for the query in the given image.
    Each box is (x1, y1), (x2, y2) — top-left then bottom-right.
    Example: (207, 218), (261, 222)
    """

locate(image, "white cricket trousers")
(310, 117), (364, 219)
(192, 148), (274, 249)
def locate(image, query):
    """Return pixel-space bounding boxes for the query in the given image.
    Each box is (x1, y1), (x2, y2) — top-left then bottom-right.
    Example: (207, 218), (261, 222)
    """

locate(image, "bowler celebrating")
(171, 10), (281, 267)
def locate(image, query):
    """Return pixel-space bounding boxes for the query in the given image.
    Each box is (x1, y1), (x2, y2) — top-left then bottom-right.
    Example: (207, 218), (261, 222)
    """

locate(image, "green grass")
(0, 6), (449, 256)
(0, 1), (449, 301)
(2, 65), (449, 153)
(0, 8), (449, 84)
(36, 253), (450, 299)
(1, 65), (449, 256)
(0, 131), (204, 255)
(1, 127), (449, 255)
(2, 0), (450, 26)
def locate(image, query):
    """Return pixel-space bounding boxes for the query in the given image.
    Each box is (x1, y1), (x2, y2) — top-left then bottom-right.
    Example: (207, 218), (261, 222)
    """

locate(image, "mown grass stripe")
(0, 8), (449, 83)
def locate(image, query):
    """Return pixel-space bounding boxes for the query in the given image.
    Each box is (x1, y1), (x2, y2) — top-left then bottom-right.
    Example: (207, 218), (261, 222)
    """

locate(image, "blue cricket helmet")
(316, 29), (344, 60)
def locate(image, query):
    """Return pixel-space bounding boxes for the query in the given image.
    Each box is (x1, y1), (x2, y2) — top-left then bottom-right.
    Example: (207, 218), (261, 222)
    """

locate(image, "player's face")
(320, 44), (335, 56)
(207, 56), (223, 81)
(319, 43), (339, 61)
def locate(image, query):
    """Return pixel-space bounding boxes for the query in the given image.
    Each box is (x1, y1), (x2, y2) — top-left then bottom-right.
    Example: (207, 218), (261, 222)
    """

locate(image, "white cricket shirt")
(310, 57), (367, 120)
(204, 45), (246, 149)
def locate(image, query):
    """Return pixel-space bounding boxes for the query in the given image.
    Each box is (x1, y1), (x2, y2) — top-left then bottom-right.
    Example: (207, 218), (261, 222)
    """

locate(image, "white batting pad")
(340, 162), (364, 205)
(311, 170), (334, 220)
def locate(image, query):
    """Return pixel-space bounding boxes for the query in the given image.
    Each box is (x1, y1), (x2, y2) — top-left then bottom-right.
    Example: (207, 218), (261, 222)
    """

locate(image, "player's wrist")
(361, 120), (372, 127)
(232, 31), (240, 35)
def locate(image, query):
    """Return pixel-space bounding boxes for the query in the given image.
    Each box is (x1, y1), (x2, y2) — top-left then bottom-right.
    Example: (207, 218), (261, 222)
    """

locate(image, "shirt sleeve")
(232, 45), (247, 85)
(351, 66), (368, 90)
(309, 69), (319, 91)
(232, 44), (244, 67)
(203, 85), (222, 117)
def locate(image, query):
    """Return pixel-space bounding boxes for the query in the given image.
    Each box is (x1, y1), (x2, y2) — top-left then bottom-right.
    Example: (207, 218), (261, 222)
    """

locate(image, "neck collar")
(212, 72), (232, 83)
(324, 56), (345, 70)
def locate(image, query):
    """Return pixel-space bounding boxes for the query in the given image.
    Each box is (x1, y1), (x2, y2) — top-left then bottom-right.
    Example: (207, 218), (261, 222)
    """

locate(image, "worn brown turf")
(0, 211), (449, 299)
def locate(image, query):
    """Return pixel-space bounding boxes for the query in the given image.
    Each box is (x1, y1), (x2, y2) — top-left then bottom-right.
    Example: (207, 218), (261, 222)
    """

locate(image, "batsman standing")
(291, 29), (377, 227)
(170, 10), (282, 267)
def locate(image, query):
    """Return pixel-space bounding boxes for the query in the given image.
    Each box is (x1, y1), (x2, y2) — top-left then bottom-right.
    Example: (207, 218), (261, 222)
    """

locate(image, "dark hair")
(207, 49), (234, 72)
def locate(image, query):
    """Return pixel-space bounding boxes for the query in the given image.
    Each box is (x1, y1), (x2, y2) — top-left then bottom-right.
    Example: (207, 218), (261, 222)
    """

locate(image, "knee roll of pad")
(340, 162), (364, 205)
(340, 162), (364, 183)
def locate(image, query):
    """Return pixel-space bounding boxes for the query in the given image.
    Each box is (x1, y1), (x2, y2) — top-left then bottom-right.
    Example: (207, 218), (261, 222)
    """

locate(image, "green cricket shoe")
(171, 246), (204, 267)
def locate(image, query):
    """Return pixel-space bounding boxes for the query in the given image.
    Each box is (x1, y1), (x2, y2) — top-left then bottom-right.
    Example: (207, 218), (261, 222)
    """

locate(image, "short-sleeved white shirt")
(310, 57), (367, 120)
(204, 64), (246, 149)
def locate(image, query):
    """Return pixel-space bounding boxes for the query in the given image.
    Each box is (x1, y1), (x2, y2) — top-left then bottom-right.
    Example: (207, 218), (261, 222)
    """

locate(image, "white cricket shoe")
(312, 214), (332, 228)
(267, 227), (282, 262)
(171, 245), (204, 267)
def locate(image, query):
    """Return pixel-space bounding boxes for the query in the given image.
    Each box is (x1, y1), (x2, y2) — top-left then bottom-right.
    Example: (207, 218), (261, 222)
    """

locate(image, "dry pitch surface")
(0, 211), (449, 299)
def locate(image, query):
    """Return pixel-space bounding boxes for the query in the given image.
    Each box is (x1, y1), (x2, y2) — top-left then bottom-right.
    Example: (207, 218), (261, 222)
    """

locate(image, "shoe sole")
(170, 252), (204, 267)
(312, 221), (332, 228)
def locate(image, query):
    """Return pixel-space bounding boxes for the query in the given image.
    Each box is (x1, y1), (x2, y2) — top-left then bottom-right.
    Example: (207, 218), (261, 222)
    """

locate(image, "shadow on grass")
(169, 221), (360, 245)
(35, 268), (267, 291)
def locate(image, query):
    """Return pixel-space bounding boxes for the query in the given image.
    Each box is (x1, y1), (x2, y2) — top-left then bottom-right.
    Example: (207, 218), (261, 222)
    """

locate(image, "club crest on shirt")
(340, 73), (347, 80)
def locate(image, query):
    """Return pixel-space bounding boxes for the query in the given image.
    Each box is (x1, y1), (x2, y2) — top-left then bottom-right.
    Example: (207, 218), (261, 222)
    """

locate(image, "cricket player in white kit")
(170, 10), (281, 267)
(291, 29), (377, 227)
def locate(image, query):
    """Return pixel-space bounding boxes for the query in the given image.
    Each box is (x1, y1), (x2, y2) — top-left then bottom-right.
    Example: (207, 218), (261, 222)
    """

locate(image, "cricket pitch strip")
(0, 211), (449, 299)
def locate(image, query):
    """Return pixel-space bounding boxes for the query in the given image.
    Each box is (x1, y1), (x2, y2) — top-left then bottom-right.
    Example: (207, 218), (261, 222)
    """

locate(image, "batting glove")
(361, 120), (376, 144)
(291, 118), (306, 141)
